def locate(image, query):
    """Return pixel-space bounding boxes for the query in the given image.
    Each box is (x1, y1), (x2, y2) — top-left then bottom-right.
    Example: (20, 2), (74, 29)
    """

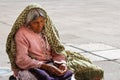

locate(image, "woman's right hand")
(40, 64), (65, 76)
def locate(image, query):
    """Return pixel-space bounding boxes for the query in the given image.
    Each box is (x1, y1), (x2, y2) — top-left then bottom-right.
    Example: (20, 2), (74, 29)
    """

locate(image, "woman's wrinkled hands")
(58, 64), (68, 74)
(40, 64), (67, 76)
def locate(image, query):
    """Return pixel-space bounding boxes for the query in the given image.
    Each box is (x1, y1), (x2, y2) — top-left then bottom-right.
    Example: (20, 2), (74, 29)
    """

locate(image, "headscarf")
(6, 4), (65, 69)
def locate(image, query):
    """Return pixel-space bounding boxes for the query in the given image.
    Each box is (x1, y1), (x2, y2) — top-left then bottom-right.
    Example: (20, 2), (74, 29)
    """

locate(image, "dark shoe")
(9, 75), (17, 80)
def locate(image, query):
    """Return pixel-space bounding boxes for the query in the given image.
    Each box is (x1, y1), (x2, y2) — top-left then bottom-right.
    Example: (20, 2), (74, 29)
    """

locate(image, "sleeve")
(52, 52), (66, 65)
(15, 31), (43, 69)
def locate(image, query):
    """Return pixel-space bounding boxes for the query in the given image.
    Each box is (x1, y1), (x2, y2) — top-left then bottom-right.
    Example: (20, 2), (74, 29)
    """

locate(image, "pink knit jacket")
(15, 26), (66, 70)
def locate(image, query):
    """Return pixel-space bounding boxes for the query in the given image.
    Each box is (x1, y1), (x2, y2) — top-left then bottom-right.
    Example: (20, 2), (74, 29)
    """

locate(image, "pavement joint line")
(88, 49), (118, 52)
(0, 21), (11, 26)
(66, 44), (120, 65)
(0, 67), (12, 77)
(63, 42), (118, 52)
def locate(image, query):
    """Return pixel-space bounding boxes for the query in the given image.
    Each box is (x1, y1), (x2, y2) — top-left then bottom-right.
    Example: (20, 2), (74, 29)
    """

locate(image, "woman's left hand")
(58, 64), (68, 74)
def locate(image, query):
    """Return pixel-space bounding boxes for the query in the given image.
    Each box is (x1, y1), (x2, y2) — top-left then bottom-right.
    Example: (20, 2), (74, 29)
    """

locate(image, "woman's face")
(29, 16), (46, 33)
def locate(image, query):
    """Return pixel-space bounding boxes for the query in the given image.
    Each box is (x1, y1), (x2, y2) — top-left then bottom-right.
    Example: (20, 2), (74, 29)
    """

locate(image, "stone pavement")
(0, 0), (120, 80)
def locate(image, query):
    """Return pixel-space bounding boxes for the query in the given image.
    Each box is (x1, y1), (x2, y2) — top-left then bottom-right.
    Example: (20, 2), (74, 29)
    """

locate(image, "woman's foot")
(9, 75), (17, 80)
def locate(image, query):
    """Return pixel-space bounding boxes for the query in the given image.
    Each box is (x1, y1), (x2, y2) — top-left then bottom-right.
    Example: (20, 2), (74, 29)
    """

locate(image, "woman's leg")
(29, 68), (73, 80)
(29, 68), (54, 80)
(54, 70), (73, 80)
(17, 70), (37, 80)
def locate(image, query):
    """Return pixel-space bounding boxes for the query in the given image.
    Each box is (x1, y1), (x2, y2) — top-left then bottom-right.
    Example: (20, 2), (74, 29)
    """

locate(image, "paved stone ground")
(0, 0), (120, 80)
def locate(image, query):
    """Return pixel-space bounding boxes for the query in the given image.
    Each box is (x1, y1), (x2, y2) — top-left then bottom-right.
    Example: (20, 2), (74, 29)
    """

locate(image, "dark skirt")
(29, 68), (73, 80)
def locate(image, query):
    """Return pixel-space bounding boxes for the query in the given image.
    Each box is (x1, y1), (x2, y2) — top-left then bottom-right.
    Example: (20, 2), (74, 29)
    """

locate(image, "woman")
(6, 4), (104, 80)
(15, 8), (73, 80)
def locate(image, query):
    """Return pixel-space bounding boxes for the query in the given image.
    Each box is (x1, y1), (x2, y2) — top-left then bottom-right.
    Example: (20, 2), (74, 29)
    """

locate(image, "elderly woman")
(6, 4), (104, 80)
(9, 6), (73, 80)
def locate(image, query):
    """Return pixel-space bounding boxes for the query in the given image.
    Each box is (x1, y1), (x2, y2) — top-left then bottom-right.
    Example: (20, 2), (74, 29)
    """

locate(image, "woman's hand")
(40, 64), (66, 76)
(58, 64), (68, 74)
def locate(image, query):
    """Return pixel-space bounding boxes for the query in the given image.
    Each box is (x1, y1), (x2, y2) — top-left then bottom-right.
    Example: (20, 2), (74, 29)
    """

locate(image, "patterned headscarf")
(6, 4), (65, 69)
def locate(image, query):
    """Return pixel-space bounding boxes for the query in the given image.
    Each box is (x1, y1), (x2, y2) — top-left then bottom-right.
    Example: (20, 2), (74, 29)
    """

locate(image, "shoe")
(9, 75), (17, 80)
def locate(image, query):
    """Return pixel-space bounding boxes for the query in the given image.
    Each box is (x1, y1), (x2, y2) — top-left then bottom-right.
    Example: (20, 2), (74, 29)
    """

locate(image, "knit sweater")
(15, 26), (66, 69)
